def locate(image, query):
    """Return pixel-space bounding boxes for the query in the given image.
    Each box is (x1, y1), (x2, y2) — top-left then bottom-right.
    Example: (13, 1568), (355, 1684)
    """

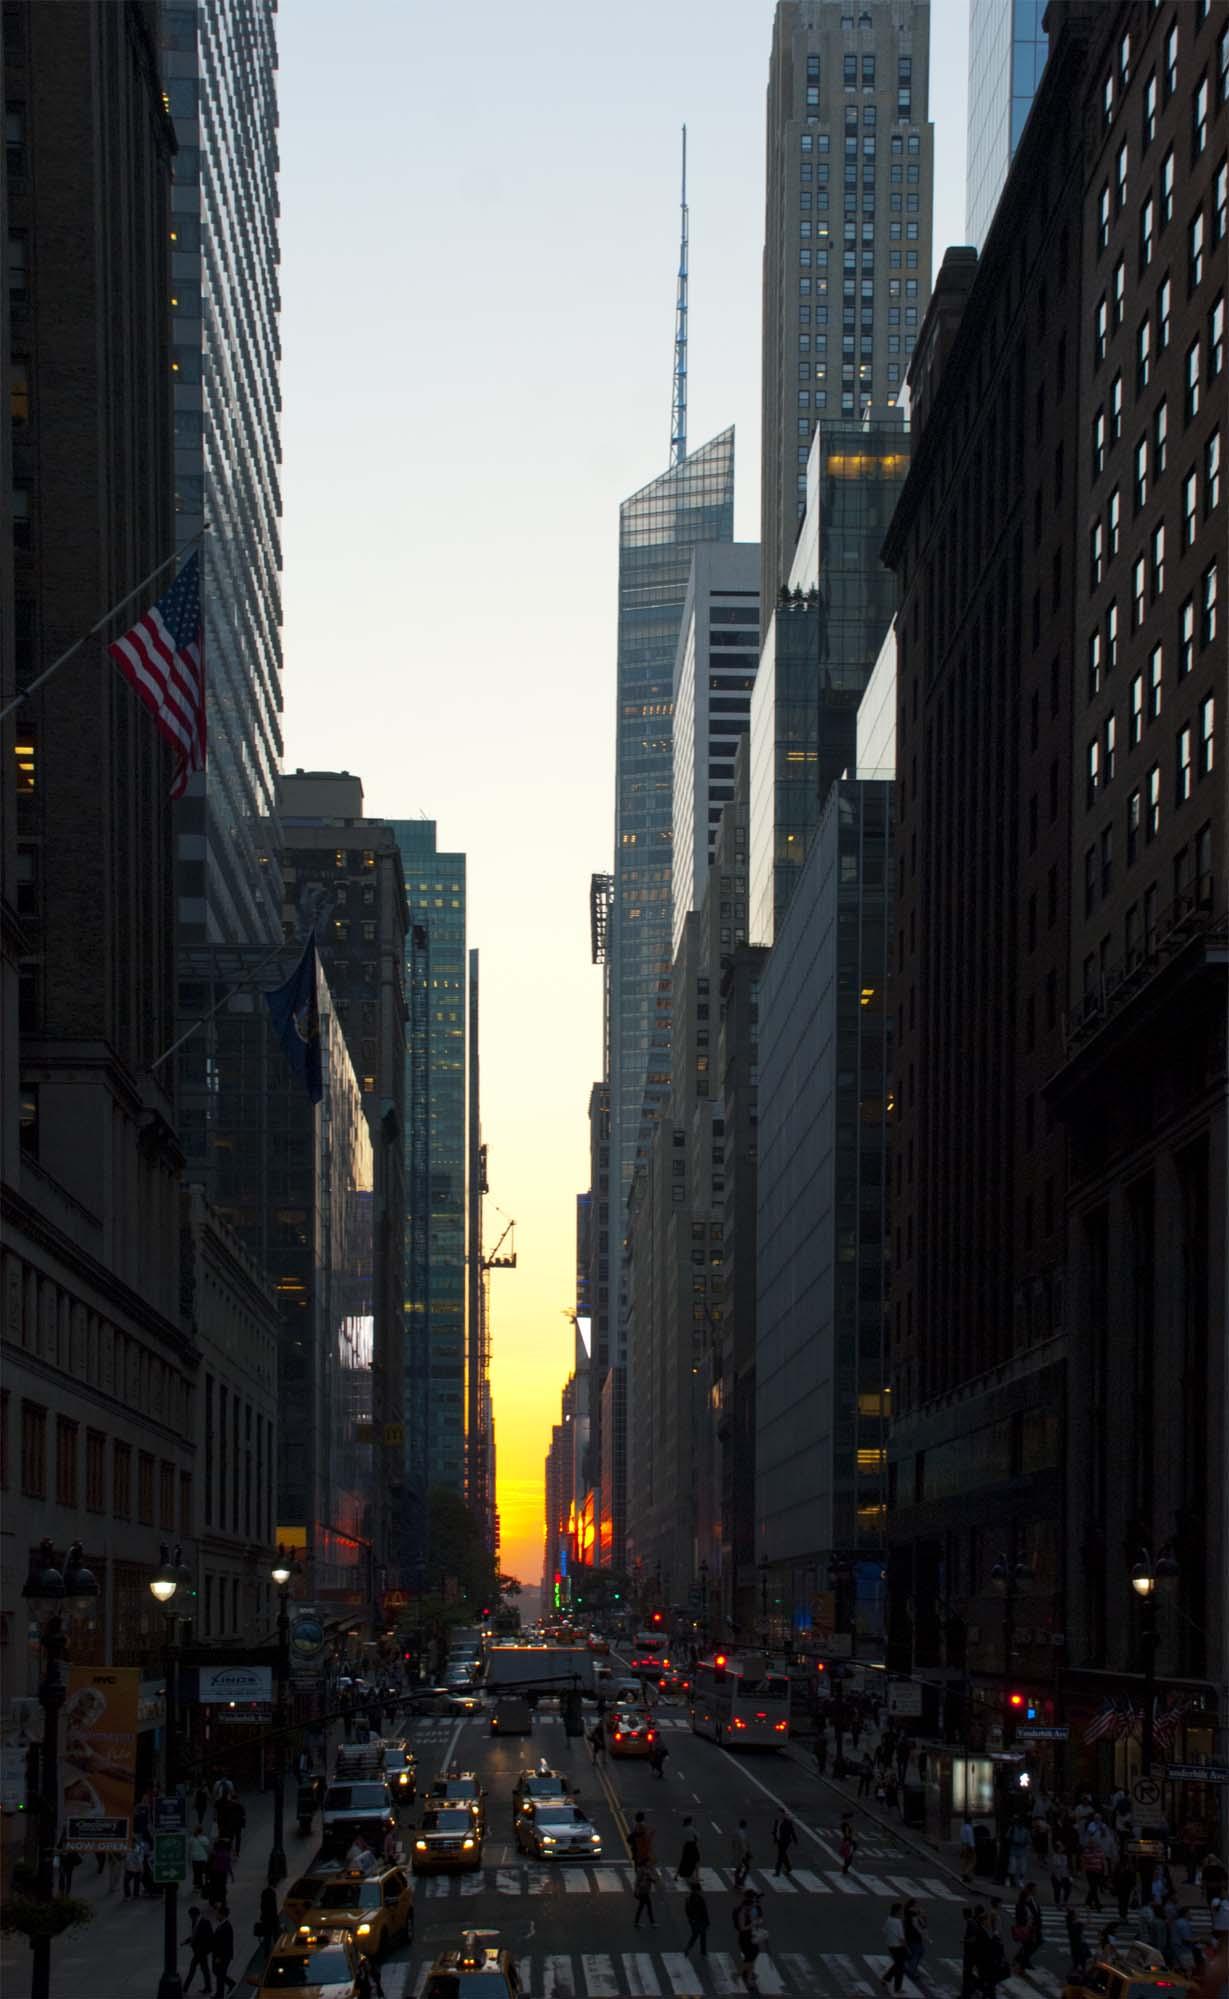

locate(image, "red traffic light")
(715, 1652), (728, 1668)
(651, 1610), (663, 1626)
(1009, 1691), (1026, 1708)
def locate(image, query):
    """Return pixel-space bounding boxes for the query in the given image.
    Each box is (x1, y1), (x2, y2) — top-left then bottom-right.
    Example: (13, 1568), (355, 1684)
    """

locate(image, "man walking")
(182, 1906), (215, 1996)
(632, 1859), (658, 1928)
(683, 1880), (711, 1957)
(676, 1816), (701, 1887)
(858, 1752), (876, 1798)
(960, 1813), (978, 1882)
(629, 1812), (655, 1868)
(771, 1809), (797, 1878)
(882, 1903), (909, 1990)
(211, 1906), (236, 1998)
(731, 1818), (753, 1887)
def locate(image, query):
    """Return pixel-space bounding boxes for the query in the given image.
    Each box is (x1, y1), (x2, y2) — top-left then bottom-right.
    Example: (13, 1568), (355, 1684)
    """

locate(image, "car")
(319, 1779), (397, 1858)
(381, 1743), (416, 1801)
(609, 1680), (642, 1707)
(422, 1930), (522, 1998)
(427, 1771), (486, 1834)
(282, 1863), (348, 1928)
(489, 1697), (532, 1736)
(656, 1670), (691, 1697)
(586, 1633), (610, 1656)
(412, 1807), (483, 1873)
(510, 1767), (572, 1824)
(605, 1708), (658, 1757)
(251, 1924), (360, 1994)
(1060, 1935), (1197, 1999)
(514, 1802), (603, 1862)
(294, 1861), (414, 1956)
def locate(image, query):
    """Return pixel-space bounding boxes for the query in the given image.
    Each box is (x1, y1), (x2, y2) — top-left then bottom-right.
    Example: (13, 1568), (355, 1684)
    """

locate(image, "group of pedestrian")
(625, 1806), (774, 1990)
(181, 1904), (236, 1997)
(882, 1895), (929, 1989)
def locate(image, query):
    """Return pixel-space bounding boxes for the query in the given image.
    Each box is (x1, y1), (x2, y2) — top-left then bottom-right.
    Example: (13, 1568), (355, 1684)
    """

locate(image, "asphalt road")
(376, 1681), (1077, 1998)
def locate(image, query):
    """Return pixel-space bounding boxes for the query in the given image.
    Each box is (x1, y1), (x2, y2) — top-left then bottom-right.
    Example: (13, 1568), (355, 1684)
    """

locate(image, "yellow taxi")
(604, 1707), (658, 1758)
(427, 1771), (487, 1836)
(283, 1864), (347, 1927)
(253, 1924), (360, 1994)
(412, 1805), (484, 1873)
(1061, 1936), (1197, 1999)
(295, 1861), (414, 1955)
(423, 1930), (523, 1996)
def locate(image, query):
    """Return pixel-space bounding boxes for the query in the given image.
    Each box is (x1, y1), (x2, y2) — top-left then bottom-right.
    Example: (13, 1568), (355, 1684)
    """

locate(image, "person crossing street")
(771, 1809), (797, 1877)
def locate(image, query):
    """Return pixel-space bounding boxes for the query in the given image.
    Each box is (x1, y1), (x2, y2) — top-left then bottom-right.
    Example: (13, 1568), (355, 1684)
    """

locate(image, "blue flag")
(265, 936), (323, 1104)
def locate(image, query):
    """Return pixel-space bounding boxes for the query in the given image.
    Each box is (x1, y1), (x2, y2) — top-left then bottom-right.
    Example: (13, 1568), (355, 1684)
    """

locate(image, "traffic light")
(613, 1590), (621, 1601)
(1008, 1692), (1025, 1709)
(480, 1605), (492, 1620)
(651, 1610), (663, 1627)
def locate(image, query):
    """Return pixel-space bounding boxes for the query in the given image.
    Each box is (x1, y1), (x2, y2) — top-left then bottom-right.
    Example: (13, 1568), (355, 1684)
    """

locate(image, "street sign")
(888, 1681), (925, 1717)
(63, 1814), (129, 1851)
(1, 1744), (28, 1810)
(155, 1796), (187, 1832)
(1019, 1724), (1069, 1741)
(1168, 1762), (1229, 1784)
(153, 1832), (187, 1884)
(1133, 1777), (1162, 1806)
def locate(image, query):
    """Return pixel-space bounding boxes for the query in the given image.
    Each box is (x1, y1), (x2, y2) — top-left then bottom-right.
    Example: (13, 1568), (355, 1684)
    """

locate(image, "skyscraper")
(162, 0), (283, 946)
(610, 428), (736, 1221)
(964, 0), (1048, 249)
(671, 542), (760, 957)
(392, 821), (468, 1532)
(760, 0), (933, 615)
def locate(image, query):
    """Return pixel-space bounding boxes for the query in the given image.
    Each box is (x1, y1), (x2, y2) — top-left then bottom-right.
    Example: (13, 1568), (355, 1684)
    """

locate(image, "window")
(1193, 74), (1209, 159)
(113, 1440), (131, 1518)
(1090, 520), (1105, 588)
(1133, 555), (1147, 629)
(1148, 642), (1164, 720)
(1084, 844), (1098, 916)
(1151, 521), (1165, 599)
(1092, 408), (1107, 478)
(1179, 595), (1196, 676)
(1116, 140), (1129, 212)
(1160, 147), (1175, 227)
(1127, 787), (1142, 864)
(1136, 315), (1151, 390)
(1104, 69), (1115, 129)
(1097, 182), (1111, 251)
(1107, 598), (1120, 671)
(1214, 159), (1227, 245)
(1140, 194), (1155, 268)
(55, 1418), (78, 1507)
(1210, 292), (1225, 378)
(1221, 19), (1229, 106)
(1095, 296), (1109, 365)
(1110, 372), (1123, 442)
(1190, 209), (1205, 291)
(86, 1431), (106, 1512)
(138, 1451), (154, 1525)
(1146, 763), (1161, 840)
(1108, 487), (1121, 558)
(1101, 825), (1113, 896)
(1206, 426), (1222, 513)
(21, 1402), (47, 1498)
(1086, 737), (1101, 805)
(844, 52), (856, 85)
(1201, 559), (1219, 646)
(1157, 274), (1171, 351)
(1134, 433), (1149, 510)
(1153, 395), (1168, 474)
(1088, 629), (1104, 698)
(1143, 71), (1158, 149)
(1104, 712), (1117, 784)
(1176, 725), (1194, 802)
(1164, 23), (1178, 104)
(1199, 693), (1216, 775)
(160, 1460), (175, 1530)
(1130, 671), (1144, 745)
(863, 54), (875, 85)
(1114, 257), (1127, 328)
(1186, 337), (1202, 420)
(1183, 467), (1198, 548)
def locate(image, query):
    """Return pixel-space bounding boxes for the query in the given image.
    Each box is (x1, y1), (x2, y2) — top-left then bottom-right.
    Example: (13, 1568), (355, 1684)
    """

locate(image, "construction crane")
(483, 1208), (517, 1273)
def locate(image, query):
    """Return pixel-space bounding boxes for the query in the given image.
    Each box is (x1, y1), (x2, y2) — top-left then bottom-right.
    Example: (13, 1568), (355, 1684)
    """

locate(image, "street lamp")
(149, 1542), (192, 1999)
(1130, 1546), (1179, 1775)
(991, 1553), (1032, 1747)
(268, 1549), (295, 1884)
(23, 1538), (99, 1999)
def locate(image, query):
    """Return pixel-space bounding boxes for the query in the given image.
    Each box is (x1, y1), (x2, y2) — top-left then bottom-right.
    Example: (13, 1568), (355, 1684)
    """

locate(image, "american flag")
(1084, 1694), (1139, 1743)
(1152, 1699), (1188, 1750)
(108, 550), (205, 797)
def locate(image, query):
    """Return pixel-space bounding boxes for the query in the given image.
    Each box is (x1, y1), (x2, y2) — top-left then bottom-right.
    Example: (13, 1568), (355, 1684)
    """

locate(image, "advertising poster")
(62, 1664), (139, 1843)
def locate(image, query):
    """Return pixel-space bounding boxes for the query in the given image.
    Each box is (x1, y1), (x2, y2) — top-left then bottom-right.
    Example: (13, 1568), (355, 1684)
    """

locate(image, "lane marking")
(714, 1751), (843, 1864)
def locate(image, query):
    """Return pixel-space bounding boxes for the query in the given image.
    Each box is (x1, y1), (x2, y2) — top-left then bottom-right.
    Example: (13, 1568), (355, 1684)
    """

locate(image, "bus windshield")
(736, 1675), (789, 1700)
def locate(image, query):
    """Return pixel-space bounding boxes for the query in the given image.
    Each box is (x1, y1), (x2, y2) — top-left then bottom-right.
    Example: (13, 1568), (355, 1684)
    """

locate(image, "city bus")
(689, 1652), (791, 1747)
(628, 1632), (668, 1676)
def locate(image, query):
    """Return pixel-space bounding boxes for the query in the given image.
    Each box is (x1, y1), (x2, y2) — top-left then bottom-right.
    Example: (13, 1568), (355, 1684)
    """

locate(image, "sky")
(278, 0), (971, 1587)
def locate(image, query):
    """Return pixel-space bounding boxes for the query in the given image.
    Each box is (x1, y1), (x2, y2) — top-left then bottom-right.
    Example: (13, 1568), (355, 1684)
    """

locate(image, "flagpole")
(0, 523), (211, 727)
(148, 930), (296, 1076)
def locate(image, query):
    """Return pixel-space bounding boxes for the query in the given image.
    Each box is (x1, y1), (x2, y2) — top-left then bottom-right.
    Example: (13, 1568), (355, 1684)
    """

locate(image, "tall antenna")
(670, 124), (688, 466)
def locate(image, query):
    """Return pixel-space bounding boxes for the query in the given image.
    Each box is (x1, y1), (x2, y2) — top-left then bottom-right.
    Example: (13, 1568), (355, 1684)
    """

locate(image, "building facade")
(161, 0), (284, 948)
(755, 779), (892, 1649)
(965, 0), (1049, 250)
(1, 0), (196, 1680)
(671, 543), (760, 956)
(392, 821), (468, 1523)
(760, 0), (933, 615)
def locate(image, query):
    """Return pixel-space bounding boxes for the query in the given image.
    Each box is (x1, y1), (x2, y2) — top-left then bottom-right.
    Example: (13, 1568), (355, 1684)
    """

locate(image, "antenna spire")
(670, 124), (688, 467)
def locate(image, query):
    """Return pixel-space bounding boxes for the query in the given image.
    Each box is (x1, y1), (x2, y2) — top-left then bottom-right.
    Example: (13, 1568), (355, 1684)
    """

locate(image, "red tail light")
(647, 1730), (656, 1742)
(755, 1712), (767, 1720)
(613, 1730), (623, 1742)
(733, 1716), (747, 1729)
(774, 1720), (788, 1732)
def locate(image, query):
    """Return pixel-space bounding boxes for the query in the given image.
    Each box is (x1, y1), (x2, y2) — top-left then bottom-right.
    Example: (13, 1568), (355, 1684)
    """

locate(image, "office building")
(760, 0), (933, 615)
(277, 771), (408, 1586)
(579, 1080), (613, 1561)
(1049, 0), (1226, 1794)
(755, 779), (892, 1648)
(161, 0), (283, 947)
(1, 0), (196, 1675)
(392, 821), (468, 1519)
(965, 0), (1048, 249)
(671, 543), (760, 956)
(467, 947), (498, 1556)
(749, 412), (907, 945)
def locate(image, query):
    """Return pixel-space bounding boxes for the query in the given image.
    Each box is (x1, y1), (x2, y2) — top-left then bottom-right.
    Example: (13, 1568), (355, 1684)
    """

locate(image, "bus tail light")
(733, 1716), (747, 1729)
(773, 1720), (788, 1732)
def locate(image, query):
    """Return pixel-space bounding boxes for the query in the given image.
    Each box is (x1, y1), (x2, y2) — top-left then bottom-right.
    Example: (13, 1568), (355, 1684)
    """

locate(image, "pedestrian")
(106, 1848), (123, 1895)
(206, 1834), (234, 1911)
(1149, 1860), (1175, 1911)
(1113, 1852), (1137, 1920)
(588, 1721), (606, 1765)
(771, 1809), (797, 1878)
(211, 1907), (236, 1998)
(683, 1880), (710, 1957)
(355, 1958), (385, 1999)
(839, 1817), (858, 1875)
(182, 1906), (215, 1995)
(815, 1732), (829, 1777)
(1006, 1817), (1031, 1888)
(734, 1888), (764, 1992)
(1011, 1883), (1041, 1972)
(188, 1824), (210, 1893)
(211, 1774), (234, 1829)
(904, 1896), (929, 1982)
(194, 1779), (210, 1825)
(629, 1812), (655, 1867)
(676, 1816), (701, 1886)
(382, 1825), (400, 1866)
(256, 1884), (279, 1955)
(731, 1818), (753, 1888)
(632, 1859), (657, 1927)
(55, 1838), (80, 1895)
(1064, 1906), (1089, 1976)
(1082, 1836), (1106, 1909)
(1167, 1905), (1197, 1974)
(1050, 1846), (1072, 1907)
(858, 1752), (875, 1798)
(960, 1813), (978, 1882)
(882, 1902), (909, 1990)
(960, 1907), (982, 1999)
(649, 1737), (669, 1780)
(123, 1837), (145, 1900)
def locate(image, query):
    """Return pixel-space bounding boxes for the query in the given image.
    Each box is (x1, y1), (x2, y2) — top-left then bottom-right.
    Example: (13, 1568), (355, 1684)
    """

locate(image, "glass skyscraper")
(965, 0), (1049, 249)
(392, 822), (468, 1522)
(162, 1), (284, 945)
(610, 428), (735, 1225)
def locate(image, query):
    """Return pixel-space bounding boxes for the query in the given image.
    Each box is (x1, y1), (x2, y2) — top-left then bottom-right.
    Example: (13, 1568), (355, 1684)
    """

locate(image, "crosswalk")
(415, 1860), (968, 1901)
(376, 1947), (1084, 1996)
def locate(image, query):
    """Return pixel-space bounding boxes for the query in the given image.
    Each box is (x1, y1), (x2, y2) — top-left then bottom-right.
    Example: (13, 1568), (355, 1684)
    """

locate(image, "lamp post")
(991, 1551), (1032, 1740)
(268, 1552), (293, 1885)
(22, 1538), (99, 1999)
(150, 1543), (193, 1999)
(1130, 1546), (1179, 1776)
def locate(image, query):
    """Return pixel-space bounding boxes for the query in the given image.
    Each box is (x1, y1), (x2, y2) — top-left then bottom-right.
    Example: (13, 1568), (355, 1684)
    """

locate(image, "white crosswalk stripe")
(624, 1952), (662, 1993)
(396, 1948), (1060, 1996)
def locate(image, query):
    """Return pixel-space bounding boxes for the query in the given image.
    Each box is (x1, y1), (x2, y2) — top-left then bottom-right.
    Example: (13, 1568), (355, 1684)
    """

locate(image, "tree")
(498, 1574), (522, 1598)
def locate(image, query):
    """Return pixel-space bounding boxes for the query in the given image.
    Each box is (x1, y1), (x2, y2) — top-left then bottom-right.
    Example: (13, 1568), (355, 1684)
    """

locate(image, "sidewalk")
(0, 1776), (309, 1999)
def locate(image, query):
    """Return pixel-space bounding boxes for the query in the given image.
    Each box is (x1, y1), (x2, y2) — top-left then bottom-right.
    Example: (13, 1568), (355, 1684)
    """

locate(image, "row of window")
(1082, 822), (1215, 1009)
(1092, 300), (1223, 504)
(1086, 706), (1215, 911)
(1100, 11), (1227, 151)
(1086, 580), (1218, 800)
(801, 131), (921, 158)
(4, 1396), (192, 1529)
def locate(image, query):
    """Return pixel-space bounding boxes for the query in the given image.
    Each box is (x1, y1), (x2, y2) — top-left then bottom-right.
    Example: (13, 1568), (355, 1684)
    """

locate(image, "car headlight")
(541, 1835), (555, 1845)
(415, 1839), (427, 1851)
(462, 1837), (475, 1850)
(398, 1774), (409, 1785)
(590, 1833), (601, 1844)
(356, 1922), (371, 1935)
